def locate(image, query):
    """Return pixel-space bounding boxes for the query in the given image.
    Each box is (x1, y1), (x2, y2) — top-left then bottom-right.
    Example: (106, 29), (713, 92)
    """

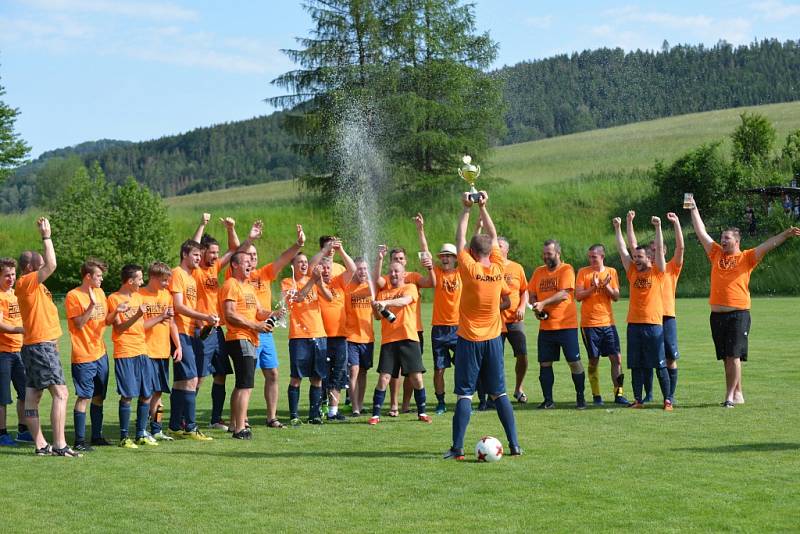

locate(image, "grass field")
(2, 298), (799, 532)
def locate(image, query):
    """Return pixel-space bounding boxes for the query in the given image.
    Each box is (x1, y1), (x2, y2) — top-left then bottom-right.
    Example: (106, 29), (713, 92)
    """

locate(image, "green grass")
(2, 298), (799, 532)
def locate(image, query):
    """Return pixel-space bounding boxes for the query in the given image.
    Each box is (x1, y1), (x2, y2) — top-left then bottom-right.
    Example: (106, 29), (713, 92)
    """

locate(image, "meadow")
(2, 298), (798, 532)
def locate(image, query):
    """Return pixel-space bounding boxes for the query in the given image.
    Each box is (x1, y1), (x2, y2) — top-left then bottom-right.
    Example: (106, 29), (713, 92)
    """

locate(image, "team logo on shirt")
(144, 301), (168, 319)
(475, 273), (503, 282)
(441, 277), (460, 293)
(538, 277), (558, 293)
(89, 303), (106, 321)
(6, 301), (20, 319)
(718, 256), (739, 271)
(185, 284), (198, 304)
(350, 295), (372, 308)
(244, 293), (257, 309)
(633, 277), (652, 289)
(204, 277), (218, 290)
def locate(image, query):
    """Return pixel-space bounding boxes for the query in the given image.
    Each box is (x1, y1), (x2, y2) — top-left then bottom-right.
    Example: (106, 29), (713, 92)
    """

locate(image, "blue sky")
(1, 0), (798, 157)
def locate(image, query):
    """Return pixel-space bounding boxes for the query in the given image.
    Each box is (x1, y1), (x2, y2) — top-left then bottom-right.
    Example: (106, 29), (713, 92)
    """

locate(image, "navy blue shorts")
(581, 326), (621, 359)
(626, 324), (666, 369)
(326, 337), (349, 389)
(173, 334), (200, 381)
(289, 338), (328, 379)
(71, 354), (109, 400)
(502, 322), (528, 357)
(431, 325), (458, 369)
(0, 351), (26, 404)
(149, 358), (171, 393)
(662, 316), (679, 360)
(194, 326), (229, 377)
(537, 329), (581, 363)
(347, 341), (374, 369)
(114, 355), (155, 399)
(256, 332), (279, 370)
(453, 335), (506, 397)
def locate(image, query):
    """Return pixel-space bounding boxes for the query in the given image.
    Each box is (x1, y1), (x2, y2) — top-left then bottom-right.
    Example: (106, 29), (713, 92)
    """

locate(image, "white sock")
(329, 406), (338, 416)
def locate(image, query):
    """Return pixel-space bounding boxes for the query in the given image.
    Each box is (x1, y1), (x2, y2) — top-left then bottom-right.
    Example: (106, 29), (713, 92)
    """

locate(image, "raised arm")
(687, 198), (714, 254)
(218, 217), (241, 267)
(414, 213), (430, 254)
(373, 245), (388, 290)
(37, 217), (57, 283)
(456, 193), (473, 252)
(477, 192), (498, 248)
(651, 216), (666, 273)
(666, 212), (684, 266)
(70, 289), (98, 330)
(754, 226), (800, 261)
(335, 242), (357, 276)
(192, 212), (210, 243)
(613, 217), (632, 272)
(272, 224), (306, 272)
(625, 210), (637, 251)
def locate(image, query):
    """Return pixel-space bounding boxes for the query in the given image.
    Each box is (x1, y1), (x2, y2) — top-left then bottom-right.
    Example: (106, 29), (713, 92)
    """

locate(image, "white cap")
(438, 243), (457, 256)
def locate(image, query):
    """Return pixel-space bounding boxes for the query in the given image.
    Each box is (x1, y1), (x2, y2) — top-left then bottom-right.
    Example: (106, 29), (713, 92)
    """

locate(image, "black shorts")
(378, 340), (425, 378)
(710, 310), (751, 361)
(227, 340), (257, 389)
(502, 322), (527, 357)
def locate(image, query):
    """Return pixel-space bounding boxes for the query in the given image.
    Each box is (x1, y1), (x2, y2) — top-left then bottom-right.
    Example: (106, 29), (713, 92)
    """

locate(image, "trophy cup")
(458, 155), (482, 203)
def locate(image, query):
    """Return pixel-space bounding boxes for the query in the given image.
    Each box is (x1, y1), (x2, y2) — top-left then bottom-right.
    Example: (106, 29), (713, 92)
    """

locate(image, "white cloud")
(750, 0), (800, 21)
(22, 0), (199, 21)
(524, 15), (552, 29)
(604, 6), (713, 29)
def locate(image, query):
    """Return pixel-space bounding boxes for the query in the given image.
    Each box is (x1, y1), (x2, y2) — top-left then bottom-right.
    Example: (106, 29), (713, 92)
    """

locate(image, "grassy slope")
(2, 298), (799, 532)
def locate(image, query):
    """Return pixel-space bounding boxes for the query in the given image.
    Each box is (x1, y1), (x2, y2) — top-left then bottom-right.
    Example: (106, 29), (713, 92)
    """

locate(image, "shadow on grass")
(676, 442), (800, 454)
(162, 449), (434, 459)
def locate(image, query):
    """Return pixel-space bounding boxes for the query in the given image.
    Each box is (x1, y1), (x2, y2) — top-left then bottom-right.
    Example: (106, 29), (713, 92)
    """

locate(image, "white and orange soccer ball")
(475, 436), (503, 462)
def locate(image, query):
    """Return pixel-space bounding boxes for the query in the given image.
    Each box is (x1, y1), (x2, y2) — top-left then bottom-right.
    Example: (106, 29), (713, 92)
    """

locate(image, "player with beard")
(528, 240), (586, 409)
(342, 257), (375, 417)
(613, 216), (673, 410)
(626, 210), (684, 404)
(687, 198), (800, 407)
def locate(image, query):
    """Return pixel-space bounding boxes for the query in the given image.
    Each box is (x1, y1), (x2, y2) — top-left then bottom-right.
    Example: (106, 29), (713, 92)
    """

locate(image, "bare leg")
(50, 384), (69, 449)
(389, 376), (399, 412)
(723, 357), (741, 404)
(401, 376), (413, 412)
(349, 365), (360, 412)
(514, 355), (528, 395)
(357, 368), (368, 413)
(261, 368), (279, 421)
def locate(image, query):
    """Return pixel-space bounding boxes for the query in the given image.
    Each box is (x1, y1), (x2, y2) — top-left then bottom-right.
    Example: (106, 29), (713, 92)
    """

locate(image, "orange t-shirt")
(626, 265), (664, 325)
(194, 263), (223, 325)
(15, 271), (62, 345)
(0, 290), (23, 353)
(457, 247), (504, 342)
(576, 266), (618, 327)
(281, 276), (326, 339)
(319, 274), (347, 338)
(140, 286), (172, 359)
(431, 266), (461, 326)
(108, 292), (148, 358)
(170, 266), (199, 336)
(528, 263), (578, 331)
(382, 271), (424, 331)
(376, 284), (419, 345)
(707, 243), (759, 309)
(220, 277), (260, 345)
(249, 263), (279, 311)
(344, 279), (374, 343)
(501, 260), (527, 325)
(661, 258), (682, 318)
(331, 262), (346, 277)
(65, 287), (108, 363)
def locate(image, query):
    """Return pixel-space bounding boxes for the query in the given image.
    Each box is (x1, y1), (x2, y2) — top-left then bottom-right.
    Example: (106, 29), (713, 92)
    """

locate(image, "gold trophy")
(458, 155), (482, 203)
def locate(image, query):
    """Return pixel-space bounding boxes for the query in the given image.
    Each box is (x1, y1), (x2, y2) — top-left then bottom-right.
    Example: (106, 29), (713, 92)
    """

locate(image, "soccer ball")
(475, 436), (503, 462)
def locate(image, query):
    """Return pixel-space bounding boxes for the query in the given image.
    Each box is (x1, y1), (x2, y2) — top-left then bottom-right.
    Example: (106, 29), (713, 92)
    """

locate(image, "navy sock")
(668, 367), (678, 399)
(494, 395), (519, 447)
(539, 366), (555, 402)
(73, 410), (86, 442)
(571, 371), (586, 397)
(89, 403), (103, 439)
(656, 367), (671, 401)
(169, 389), (185, 431)
(435, 392), (445, 404)
(452, 398), (472, 450)
(372, 389), (386, 417)
(643, 368), (654, 397)
(18, 423), (28, 433)
(135, 401), (150, 438)
(632, 368), (644, 402)
(119, 401), (131, 439)
(151, 415), (162, 435)
(210, 383), (226, 424)
(414, 388), (427, 415)
(0, 428), (6, 436)
(183, 390), (197, 431)
(288, 385), (300, 419)
(309, 385), (322, 419)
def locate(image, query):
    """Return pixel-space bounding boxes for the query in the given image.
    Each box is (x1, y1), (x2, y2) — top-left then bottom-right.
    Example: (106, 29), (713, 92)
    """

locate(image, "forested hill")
(4, 39), (800, 212)
(498, 39), (800, 144)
